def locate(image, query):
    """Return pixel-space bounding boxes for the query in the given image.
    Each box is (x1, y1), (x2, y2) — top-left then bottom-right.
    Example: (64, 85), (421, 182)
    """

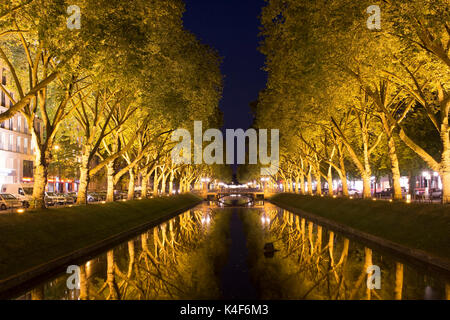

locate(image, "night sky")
(183, 0), (267, 131)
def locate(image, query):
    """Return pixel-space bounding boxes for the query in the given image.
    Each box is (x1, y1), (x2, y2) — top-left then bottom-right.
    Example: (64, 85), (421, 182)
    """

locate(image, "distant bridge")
(205, 188), (265, 201)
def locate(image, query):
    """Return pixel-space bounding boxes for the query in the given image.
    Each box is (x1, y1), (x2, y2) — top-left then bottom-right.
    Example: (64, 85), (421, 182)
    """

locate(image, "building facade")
(0, 66), (42, 186)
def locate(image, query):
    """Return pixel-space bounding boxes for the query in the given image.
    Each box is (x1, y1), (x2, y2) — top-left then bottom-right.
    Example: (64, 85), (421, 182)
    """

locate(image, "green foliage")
(48, 132), (81, 179)
(256, 0), (448, 196)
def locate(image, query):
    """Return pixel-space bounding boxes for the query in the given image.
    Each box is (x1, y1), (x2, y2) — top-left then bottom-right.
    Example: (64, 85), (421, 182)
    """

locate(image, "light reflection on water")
(15, 200), (450, 300)
(18, 206), (221, 300)
(247, 203), (449, 300)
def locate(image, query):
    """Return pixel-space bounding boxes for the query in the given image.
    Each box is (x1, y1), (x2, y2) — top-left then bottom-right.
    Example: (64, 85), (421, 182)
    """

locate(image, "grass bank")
(270, 193), (450, 261)
(0, 194), (202, 282)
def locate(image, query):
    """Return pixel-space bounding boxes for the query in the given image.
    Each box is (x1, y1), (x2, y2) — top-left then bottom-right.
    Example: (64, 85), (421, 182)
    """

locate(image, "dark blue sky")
(183, 0), (267, 130)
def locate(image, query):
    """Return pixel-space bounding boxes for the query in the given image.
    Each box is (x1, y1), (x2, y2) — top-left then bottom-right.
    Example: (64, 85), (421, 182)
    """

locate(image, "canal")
(13, 198), (450, 300)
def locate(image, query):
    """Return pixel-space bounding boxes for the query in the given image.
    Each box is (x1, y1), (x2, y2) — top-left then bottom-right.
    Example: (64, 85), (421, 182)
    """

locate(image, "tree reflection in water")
(24, 207), (229, 300)
(243, 204), (449, 300)
(18, 204), (450, 300)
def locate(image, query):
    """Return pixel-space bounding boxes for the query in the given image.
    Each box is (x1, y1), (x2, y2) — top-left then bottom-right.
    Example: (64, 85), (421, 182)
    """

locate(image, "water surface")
(14, 200), (450, 300)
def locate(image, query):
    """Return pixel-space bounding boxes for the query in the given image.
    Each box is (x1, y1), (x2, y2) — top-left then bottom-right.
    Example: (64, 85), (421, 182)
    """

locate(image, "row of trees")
(0, 0), (228, 208)
(249, 0), (449, 203)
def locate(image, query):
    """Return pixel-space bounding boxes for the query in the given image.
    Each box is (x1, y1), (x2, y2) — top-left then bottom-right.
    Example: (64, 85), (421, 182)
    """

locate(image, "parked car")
(378, 188), (393, 198)
(68, 192), (78, 201)
(86, 193), (95, 202)
(113, 190), (127, 200)
(97, 192), (107, 201)
(119, 192), (128, 200)
(377, 187), (407, 198)
(414, 188), (426, 197)
(430, 188), (443, 199)
(45, 192), (67, 206)
(347, 189), (360, 197)
(0, 193), (24, 210)
(0, 183), (33, 207)
(68, 192), (95, 203)
(61, 193), (75, 204)
(87, 192), (100, 202)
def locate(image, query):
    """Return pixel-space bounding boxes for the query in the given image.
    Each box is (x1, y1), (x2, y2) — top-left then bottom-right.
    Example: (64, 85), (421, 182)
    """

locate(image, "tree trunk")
(186, 180), (192, 192)
(314, 168), (322, 196)
(441, 124), (450, 203)
(379, 113), (403, 200)
(339, 153), (349, 197)
(161, 173), (167, 195)
(300, 174), (305, 195)
(79, 265), (89, 300)
(362, 139), (372, 199)
(295, 176), (299, 194)
(30, 118), (49, 209)
(106, 250), (119, 300)
(307, 168), (313, 195)
(77, 151), (91, 205)
(364, 247), (373, 300)
(127, 168), (135, 200)
(153, 170), (159, 196)
(386, 135), (403, 200)
(441, 169), (450, 204)
(394, 262), (404, 300)
(168, 171), (174, 195)
(141, 173), (148, 199)
(32, 156), (49, 209)
(341, 176), (349, 197)
(106, 161), (115, 202)
(327, 165), (334, 196)
(362, 172), (372, 199)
